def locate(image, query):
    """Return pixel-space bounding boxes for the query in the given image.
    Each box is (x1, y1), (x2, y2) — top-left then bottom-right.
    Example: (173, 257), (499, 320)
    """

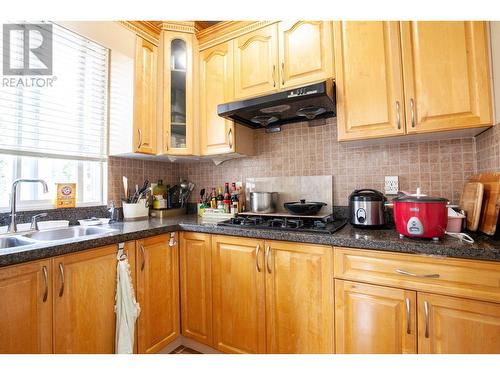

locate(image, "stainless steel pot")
(249, 192), (278, 213)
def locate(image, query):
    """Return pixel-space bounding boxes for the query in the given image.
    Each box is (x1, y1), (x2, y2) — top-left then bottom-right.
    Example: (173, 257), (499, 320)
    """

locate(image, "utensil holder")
(122, 199), (149, 219)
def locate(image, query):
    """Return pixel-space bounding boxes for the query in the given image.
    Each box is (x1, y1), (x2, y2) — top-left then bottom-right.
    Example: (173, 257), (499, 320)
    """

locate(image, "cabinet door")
(133, 36), (158, 154)
(278, 21), (333, 89)
(418, 293), (500, 353)
(212, 235), (266, 354)
(180, 232), (213, 346)
(401, 21), (492, 133)
(334, 22), (405, 141)
(335, 280), (417, 354)
(265, 241), (334, 353)
(161, 32), (195, 155)
(200, 41), (235, 155)
(53, 243), (135, 353)
(233, 24), (278, 99)
(0, 260), (52, 354)
(136, 233), (180, 353)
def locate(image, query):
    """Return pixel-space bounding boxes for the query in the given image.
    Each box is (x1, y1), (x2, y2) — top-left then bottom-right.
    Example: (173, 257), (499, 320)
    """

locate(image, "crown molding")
(159, 21), (198, 34)
(118, 21), (160, 44)
(197, 21), (279, 51)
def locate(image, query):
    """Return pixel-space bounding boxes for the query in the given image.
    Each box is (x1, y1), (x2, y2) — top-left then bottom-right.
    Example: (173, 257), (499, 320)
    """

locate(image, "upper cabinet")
(334, 22), (406, 141)
(335, 21), (493, 141)
(133, 36), (158, 154)
(159, 30), (196, 156)
(233, 24), (279, 99)
(401, 21), (493, 133)
(278, 21), (333, 89)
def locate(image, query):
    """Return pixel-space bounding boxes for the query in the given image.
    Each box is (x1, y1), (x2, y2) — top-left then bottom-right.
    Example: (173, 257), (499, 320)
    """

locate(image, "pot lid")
(285, 199), (326, 206)
(349, 189), (386, 202)
(393, 188), (448, 203)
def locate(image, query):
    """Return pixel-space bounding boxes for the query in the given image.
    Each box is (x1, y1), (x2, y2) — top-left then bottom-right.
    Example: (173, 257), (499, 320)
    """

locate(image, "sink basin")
(0, 236), (35, 249)
(23, 226), (117, 241)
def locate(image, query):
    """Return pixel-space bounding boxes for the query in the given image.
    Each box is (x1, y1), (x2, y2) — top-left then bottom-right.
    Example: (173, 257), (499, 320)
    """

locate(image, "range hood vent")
(217, 79), (336, 131)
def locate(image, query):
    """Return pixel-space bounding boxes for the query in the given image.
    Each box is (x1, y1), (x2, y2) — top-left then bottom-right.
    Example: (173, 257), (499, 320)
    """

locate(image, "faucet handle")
(31, 213), (48, 231)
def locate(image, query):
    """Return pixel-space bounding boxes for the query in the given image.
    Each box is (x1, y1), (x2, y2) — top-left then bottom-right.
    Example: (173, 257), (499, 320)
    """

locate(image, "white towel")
(115, 257), (140, 354)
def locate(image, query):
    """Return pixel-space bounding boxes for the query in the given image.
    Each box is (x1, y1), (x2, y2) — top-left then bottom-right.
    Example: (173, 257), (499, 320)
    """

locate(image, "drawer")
(334, 247), (500, 303)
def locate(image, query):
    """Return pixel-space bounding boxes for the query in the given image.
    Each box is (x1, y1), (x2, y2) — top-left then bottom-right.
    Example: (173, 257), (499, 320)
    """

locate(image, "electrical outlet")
(384, 176), (399, 195)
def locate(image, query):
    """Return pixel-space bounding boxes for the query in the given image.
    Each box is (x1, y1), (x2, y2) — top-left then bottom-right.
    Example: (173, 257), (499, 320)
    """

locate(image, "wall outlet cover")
(385, 176), (399, 195)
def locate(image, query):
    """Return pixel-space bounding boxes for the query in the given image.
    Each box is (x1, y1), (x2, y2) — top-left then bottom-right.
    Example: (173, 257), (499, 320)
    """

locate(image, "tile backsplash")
(179, 118), (475, 206)
(109, 118), (499, 207)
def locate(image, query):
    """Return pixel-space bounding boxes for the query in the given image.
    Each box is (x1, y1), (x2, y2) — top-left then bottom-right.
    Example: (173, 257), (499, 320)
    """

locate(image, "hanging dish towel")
(115, 255), (140, 354)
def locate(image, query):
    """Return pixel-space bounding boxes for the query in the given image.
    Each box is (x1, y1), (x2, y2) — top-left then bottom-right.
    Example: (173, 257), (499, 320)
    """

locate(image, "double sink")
(0, 226), (117, 250)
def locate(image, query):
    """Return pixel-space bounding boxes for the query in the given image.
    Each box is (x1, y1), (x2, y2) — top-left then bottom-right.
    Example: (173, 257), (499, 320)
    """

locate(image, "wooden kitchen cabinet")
(136, 233), (180, 354)
(211, 235), (266, 354)
(401, 21), (492, 134)
(159, 31), (196, 156)
(0, 260), (52, 354)
(278, 21), (333, 89)
(418, 293), (500, 354)
(335, 280), (417, 354)
(233, 24), (279, 99)
(334, 21), (406, 141)
(133, 36), (158, 154)
(53, 242), (135, 354)
(265, 241), (334, 353)
(180, 232), (213, 346)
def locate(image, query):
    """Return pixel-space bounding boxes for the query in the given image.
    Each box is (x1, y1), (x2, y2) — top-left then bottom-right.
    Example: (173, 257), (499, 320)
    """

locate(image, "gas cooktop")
(218, 214), (347, 234)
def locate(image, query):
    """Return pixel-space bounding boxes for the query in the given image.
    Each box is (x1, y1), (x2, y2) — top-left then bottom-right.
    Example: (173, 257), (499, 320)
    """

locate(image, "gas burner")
(313, 220), (327, 229)
(230, 216), (263, 226)
(268, 218), (304, 229)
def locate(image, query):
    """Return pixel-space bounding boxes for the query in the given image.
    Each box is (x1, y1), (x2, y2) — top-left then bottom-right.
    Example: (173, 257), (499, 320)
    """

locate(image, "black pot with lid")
(349, 189), (387, 228)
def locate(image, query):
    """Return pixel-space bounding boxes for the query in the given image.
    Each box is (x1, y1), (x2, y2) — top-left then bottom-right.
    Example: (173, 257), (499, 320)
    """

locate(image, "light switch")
(384, 176), (399, 195)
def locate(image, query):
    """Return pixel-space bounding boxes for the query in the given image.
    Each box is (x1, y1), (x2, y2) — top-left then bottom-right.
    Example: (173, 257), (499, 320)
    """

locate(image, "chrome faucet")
(9, 179), (49, 233)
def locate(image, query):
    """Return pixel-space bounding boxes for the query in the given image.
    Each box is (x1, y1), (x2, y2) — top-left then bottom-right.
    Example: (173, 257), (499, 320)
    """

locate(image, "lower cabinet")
(335, 280), (417, 354)
(210, 235), (334, 354)
(180, 232), (213, 346)
(211, 235), (266, 354)
(418, 293), (500, 354)
(53, 243), (135, 354)
(265, 241), (334, 353)
(136, 233), (180, 354)
(0, 259), (52, 354)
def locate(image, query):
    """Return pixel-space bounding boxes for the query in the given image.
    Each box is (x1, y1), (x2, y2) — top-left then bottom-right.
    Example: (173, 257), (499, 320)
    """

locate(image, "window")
(0, 22), (109, 211)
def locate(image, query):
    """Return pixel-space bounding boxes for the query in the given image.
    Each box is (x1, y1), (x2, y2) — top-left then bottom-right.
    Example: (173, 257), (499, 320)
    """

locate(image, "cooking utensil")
(250, 192), (278, 213)
(349, 189), (386, 227)
(459, 182), (484, 231)
(284, 199), (326, 215)
(392, 188), (448, 240)
(122, 176), (128, 202)
(200, 188), (205, 202)
(469, 173), (500, 235)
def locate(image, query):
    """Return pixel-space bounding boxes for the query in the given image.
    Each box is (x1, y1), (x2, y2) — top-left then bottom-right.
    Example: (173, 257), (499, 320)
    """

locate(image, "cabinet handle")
(140, 244), (145, 271)
(265, 245), (272, 273)
(396, 101), (401, 130)
(255, 244), (261, 272)
(165, 130), (169, 151)
(405, 297), (411, 334)
(410, 98), (415, 128)
(228, 127), (233, 149)
(281, 62), (285, 86)
(137, 129), (143, 149)
(395, 269), (440, 279)
(272, 65), (276, 87)
(58, 263), (64, 297)
(42, 265), (48, 303)
(424, 300), (429, 338)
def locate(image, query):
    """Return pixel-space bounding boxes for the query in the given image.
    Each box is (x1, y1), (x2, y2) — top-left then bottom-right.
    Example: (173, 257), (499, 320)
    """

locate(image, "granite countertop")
(1, 214), (500, 267)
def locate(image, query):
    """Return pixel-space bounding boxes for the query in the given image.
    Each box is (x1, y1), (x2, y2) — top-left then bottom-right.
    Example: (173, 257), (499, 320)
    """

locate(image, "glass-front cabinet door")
(161, 32), (194, 155)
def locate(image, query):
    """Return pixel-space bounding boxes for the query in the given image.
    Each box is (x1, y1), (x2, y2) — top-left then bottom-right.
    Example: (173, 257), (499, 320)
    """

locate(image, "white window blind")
(0, 22), (109, 161)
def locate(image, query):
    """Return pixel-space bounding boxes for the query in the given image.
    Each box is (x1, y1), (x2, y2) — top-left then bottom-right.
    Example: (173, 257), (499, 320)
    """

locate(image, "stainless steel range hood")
(217, 79), (336, 132)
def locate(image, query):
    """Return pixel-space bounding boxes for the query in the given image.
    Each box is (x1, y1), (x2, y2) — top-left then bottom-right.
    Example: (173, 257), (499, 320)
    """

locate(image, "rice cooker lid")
(349, 189), (386, 202)
(393, 189), (448, 203)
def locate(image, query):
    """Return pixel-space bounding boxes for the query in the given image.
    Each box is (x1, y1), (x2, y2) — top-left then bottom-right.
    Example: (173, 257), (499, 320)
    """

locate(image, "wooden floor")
(170, 345), (201, 354)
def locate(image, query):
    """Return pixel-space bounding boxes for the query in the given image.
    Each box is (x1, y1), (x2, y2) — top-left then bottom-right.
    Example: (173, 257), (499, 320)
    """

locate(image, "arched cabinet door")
(278, 21), (333, 89)
(233, 24), (278, 99)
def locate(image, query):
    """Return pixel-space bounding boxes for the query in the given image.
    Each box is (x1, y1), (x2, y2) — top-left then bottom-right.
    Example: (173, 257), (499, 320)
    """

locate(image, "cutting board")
(469, 173), (500, 235)
(459, 182), (484, 231)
